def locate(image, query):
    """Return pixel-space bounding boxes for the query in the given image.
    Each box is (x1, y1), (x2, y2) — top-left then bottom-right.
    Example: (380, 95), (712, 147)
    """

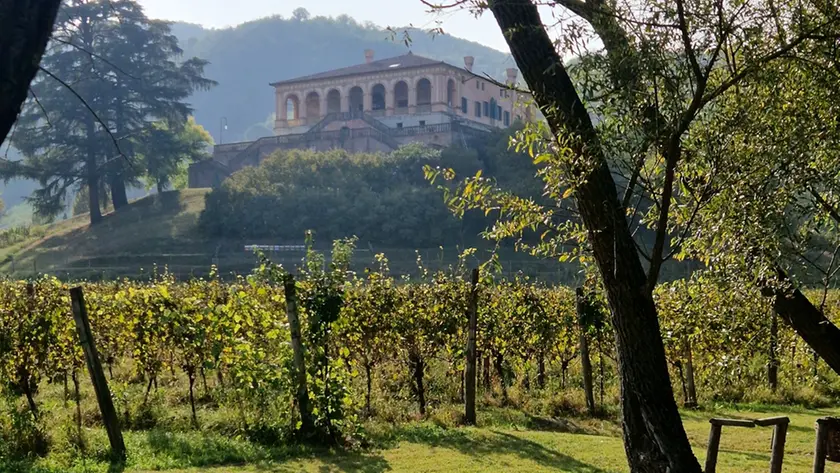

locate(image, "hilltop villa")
(188, 50), (536, 188)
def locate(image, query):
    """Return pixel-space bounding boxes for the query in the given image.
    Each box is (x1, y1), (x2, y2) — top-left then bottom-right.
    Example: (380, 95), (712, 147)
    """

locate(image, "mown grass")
(3, 402), (838, 473)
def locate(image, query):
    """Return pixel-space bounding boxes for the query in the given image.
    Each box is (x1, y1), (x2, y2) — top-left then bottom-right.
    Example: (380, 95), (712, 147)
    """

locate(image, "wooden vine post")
(576, 288), (596, 415)
(283, 274), (314, 435)
(464, 268), (479, 425)
(69, 287), (126, 461)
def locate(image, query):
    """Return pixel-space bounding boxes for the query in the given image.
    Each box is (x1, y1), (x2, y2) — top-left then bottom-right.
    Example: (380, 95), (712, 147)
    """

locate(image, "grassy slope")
(0, 189), (210, 277)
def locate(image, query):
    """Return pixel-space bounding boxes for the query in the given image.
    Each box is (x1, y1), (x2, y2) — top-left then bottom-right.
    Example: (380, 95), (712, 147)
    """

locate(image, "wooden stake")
(464, 268), (479, 425)
(576, 288), (595, 415)
(70, 287), (126, 461)
(284, 274), (313, 435)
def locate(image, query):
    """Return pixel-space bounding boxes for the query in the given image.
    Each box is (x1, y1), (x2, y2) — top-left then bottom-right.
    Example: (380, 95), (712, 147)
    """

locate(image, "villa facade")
(189, 50), (535, 188)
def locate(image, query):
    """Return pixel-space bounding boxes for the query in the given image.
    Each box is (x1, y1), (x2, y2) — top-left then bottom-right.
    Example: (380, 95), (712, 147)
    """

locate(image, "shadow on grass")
(145, 430), (391, 473)
(378, 424), (608, 472)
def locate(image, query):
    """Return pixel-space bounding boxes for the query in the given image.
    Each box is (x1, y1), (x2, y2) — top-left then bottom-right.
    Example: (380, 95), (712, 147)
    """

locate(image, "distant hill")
(173, 14), (515, 143)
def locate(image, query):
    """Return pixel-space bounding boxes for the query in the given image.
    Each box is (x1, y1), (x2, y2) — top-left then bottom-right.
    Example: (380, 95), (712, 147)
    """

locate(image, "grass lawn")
(6, 405), (839, 473)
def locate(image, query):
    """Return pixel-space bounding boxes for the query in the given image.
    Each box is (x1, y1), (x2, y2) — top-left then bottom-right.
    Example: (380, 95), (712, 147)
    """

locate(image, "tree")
(96, 5), (215, 208)
(139, 116), (213, 193)
(292, 7), (311, 22)
(675, 49), (840, 376)
(0, 0), (62, 147)
(424, 0), (840, 470)
(7, 0), (214, 225)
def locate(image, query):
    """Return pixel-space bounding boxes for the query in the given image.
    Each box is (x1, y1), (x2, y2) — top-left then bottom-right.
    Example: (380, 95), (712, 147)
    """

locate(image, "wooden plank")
(464, 268), (479, 425)
(756, 416), (790, 427)
(705, 423), (722, 473)
(70, 287), (126, 461)
(710, 418), (756, 428)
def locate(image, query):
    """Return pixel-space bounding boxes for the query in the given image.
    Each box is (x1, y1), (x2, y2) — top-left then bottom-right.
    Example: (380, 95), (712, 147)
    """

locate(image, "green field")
(6, 405), (839, 473)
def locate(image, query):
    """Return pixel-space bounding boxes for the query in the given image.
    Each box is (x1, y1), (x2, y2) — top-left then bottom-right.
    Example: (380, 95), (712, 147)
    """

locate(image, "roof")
(269, 52), (447, 87)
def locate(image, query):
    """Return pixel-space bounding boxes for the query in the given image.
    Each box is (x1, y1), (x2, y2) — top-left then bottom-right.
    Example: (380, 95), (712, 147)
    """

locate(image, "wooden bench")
(705, 416), (789, 473)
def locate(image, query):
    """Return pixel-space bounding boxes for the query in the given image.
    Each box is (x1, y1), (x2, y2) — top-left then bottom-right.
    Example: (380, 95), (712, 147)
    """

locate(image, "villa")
(188, 50), (534, 188)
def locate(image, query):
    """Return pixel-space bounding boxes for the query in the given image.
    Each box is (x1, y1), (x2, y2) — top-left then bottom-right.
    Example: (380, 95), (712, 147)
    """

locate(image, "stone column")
(363, 83), (373, 113)
(408, 85), (417, 114)
(274, 89), (286, 132)
(385, 82), (395, 116)
(319, 89), (328, 117)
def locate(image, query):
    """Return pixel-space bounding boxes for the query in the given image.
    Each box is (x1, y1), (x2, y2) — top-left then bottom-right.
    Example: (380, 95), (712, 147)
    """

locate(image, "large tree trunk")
(0, 0), (62, 146)
(488, 2), (700, 471)
(110, 83), (130, 210)
(110, 176), (129, 209)
(763, 266), (840, 376)
(85, 116), (103, 225)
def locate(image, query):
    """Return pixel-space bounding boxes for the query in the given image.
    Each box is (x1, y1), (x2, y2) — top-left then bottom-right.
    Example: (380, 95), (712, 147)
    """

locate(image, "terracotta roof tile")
(269, 52), (446, 86)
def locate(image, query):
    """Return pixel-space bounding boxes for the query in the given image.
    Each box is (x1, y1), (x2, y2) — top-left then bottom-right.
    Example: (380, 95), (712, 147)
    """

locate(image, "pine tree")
(7, 0), (215, 225)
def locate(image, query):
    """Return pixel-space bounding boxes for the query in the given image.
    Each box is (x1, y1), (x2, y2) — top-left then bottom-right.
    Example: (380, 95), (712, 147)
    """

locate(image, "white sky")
(136, 0), (514, 52)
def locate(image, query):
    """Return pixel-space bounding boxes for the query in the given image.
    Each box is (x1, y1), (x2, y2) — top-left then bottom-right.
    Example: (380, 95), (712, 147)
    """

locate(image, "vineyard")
(1, 240), (839, 468)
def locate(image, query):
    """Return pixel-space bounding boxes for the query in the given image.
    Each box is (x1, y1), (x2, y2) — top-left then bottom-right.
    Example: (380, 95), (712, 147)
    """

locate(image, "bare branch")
(676, 0), (703, 85)
(38, 66), (134, 172)
(28, 87), (53, 128)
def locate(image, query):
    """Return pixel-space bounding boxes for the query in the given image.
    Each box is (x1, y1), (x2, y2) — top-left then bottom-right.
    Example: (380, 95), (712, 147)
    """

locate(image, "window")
(500, 89), (504, 97)
(481, 82), (485, 90)
(504, 111), (510, 126)
(419, 120), (426, 126)
(396, 122), (403, 128)
(476, 81), (480, 89)
(483, 101), (489, 116)
(474, 101), (481, 117)
(497, 106), (502, 119)
(461, 97), (468, 113)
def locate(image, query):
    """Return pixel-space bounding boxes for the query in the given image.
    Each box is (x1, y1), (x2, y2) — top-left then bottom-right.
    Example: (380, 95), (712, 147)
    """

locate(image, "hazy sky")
(137, 0), (512, 52)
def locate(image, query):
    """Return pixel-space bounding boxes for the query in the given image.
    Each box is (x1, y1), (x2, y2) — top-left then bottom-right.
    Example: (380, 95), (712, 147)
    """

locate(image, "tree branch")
(38, 66), (135, 172)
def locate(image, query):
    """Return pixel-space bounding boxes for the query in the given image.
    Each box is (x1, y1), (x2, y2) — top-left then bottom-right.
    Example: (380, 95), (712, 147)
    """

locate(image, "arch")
(371, 83), (386, 111)
(285, 94), (300, 120)
(416, 78), (432, 107)
(394, 80), (409, 109)
(326, 89), (341, 114)
(446, 78), (456, 107)
(348, 86), (364, 113)
(305, 91), (320, 119)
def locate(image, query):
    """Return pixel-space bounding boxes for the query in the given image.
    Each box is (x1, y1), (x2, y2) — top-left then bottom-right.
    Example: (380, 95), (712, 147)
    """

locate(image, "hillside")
(0, 188), (579, 282)
(175, 14), (514, 143)
(0, 190), (213, 279)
